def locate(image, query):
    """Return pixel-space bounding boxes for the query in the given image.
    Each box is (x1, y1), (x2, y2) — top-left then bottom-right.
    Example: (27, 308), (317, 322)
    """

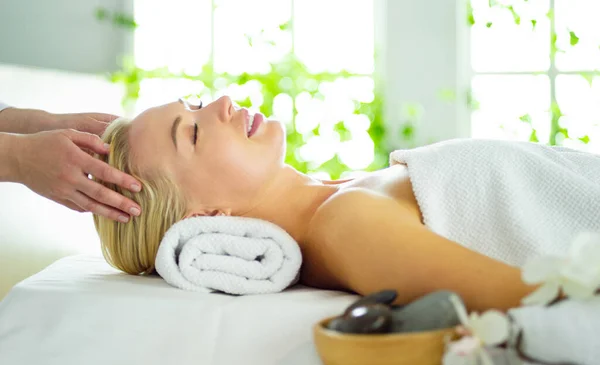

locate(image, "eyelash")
(192, 102), (202, 145)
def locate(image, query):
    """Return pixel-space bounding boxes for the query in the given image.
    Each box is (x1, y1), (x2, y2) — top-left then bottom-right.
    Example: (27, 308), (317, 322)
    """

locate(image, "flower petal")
(569, 232), (600, 260)
(561, 261), (600, 290)
(562, 279), (598, 300)
(470, 310), (510, 346)
(521, 256), (563, 284)
(521, 282), (560, 306)
(564, 232), (600, 290)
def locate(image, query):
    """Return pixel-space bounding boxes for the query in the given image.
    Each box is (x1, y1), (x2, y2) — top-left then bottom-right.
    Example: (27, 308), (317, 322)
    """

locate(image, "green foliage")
(529, 129), (539, 143)
(95, 8), (137, 29)
(579, 135), (590, 144)
(99, 10), (388, 179)
(507, 6), (521, 25)
(467, 1), (476, 26)
(519, 114), (532, 124)
(579, 72), (600, 87)
(569, 31), (580, 46)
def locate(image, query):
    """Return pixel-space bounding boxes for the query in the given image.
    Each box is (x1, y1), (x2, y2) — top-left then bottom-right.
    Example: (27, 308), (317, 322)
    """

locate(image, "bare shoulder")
(308, 187), (419, 238)
(301, 188), (420, 289)
(302, 188), (532, 311)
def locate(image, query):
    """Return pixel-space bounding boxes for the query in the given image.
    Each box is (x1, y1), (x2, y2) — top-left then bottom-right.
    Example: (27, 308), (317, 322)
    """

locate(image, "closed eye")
(191, 101), (202, 145)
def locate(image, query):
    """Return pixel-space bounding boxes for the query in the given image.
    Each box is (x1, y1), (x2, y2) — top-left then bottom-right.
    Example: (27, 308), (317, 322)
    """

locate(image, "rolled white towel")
(155, 216), (302, 295)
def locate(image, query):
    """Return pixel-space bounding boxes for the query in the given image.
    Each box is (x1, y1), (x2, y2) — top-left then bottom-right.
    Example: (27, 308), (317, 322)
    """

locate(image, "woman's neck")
(238, 166), (344, 243)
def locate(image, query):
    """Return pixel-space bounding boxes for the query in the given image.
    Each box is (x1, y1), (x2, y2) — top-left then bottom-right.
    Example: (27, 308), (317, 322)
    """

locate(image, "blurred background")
(0, 0), (598, 298)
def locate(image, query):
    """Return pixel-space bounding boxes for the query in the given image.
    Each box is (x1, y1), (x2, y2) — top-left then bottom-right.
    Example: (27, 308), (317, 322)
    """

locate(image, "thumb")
(64, 129), (110, 155)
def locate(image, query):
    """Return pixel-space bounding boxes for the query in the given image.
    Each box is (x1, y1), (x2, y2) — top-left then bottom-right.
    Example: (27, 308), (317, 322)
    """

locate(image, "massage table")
(0, 254), (357, 365)
(0, 183), (358, 365)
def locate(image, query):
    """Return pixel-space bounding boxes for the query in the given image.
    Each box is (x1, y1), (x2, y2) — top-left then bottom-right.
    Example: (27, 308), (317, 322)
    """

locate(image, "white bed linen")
(0, 255), (358, 365)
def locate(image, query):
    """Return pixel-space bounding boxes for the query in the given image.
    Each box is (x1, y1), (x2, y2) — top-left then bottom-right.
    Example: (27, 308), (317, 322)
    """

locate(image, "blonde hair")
(93, 118), (187, 275)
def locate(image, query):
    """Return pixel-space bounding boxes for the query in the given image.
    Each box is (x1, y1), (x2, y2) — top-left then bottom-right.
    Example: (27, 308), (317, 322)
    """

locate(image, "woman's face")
(128, 96), (286, 215)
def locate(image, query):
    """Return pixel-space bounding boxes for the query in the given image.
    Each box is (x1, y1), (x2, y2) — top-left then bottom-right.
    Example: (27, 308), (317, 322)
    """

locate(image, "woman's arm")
(305, 189), (537, 312)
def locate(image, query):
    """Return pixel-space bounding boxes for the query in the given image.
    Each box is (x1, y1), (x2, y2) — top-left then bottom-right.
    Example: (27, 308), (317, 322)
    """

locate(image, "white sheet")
(0, 255), (358, 365)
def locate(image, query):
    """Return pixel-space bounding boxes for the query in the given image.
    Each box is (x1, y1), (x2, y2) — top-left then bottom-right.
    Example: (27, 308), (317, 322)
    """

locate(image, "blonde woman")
(93, 95), (600, 312)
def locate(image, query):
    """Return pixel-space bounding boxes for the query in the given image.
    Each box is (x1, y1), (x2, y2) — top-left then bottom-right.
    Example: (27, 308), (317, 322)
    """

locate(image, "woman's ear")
(185, 208), (231, 218)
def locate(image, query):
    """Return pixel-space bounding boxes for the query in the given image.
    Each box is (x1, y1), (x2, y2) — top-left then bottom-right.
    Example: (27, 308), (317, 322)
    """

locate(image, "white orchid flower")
(443, 295), (511, 365)
(521, 232), (600, 306)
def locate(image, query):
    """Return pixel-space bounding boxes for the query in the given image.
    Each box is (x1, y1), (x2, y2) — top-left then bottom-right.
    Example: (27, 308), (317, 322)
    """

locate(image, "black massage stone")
(343, 289), (398, 315)
(328, 304), (392, 334)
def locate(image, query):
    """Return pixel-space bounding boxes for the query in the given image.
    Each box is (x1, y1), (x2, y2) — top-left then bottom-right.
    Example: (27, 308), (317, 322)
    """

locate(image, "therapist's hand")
(47, 111), (118, 136)
(13, 129), (142, 222)
(0, 107), (118, 136)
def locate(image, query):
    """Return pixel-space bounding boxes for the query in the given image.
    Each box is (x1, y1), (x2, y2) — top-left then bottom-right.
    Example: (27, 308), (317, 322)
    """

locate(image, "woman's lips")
(248, 113), (264, 137)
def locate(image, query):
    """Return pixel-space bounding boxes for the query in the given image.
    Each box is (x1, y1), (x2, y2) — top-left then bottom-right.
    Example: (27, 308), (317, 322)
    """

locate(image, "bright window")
(470, 0), (600, 153)
(133, 0), (375, 177)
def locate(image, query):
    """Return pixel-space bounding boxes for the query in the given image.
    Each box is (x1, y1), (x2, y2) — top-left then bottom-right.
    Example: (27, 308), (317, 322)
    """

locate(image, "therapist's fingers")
(69, 190), (130, 223)
(81, 152), (142, 194)
(73, 117), (110, 137)
(63, 129), (141, 194)
(65, 129), (111, 155)
(76, 173), (141, 220)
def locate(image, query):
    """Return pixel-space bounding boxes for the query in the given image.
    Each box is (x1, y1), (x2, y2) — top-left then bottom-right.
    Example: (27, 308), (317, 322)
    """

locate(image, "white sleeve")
(0, 101), (10, 112)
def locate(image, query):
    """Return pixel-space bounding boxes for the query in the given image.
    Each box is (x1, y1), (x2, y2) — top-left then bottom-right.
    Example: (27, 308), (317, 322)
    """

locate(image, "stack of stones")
(326, 290), (462, 334)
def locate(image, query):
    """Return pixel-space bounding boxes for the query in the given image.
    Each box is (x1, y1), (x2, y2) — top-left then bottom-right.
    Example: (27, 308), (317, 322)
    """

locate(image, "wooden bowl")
(313, 316), (457, 365)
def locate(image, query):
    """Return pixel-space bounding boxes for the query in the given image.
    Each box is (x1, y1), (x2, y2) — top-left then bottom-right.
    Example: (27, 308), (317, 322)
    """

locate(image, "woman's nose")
(215, 95), (233, 122)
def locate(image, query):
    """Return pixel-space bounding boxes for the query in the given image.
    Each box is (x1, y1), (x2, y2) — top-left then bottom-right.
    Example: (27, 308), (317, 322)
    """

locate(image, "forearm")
(0, 132), (21, 182)
(0, 107), (54, 134)
(344, 224), (536, 312)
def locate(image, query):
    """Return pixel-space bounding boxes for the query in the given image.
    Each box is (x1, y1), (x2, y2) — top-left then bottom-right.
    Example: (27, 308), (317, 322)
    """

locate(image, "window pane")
(471, 75), (551, 142)
(134, 0), (212, 74)
(294, 0), (374, 74)
(555, 0), (600, 71)
(555, 75), (600, 152)
(470, 0), (550, 72)
(213, 0), (292, 74)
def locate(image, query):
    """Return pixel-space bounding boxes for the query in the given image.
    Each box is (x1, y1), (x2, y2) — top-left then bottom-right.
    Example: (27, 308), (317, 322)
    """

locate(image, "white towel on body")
(391, 138), (600, 364)
(390, 138), (600, 267)
(155, 216), (302, 295)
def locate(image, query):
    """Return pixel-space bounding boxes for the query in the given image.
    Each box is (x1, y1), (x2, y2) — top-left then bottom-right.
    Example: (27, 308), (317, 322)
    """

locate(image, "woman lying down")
(93, 96), (600, 357)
